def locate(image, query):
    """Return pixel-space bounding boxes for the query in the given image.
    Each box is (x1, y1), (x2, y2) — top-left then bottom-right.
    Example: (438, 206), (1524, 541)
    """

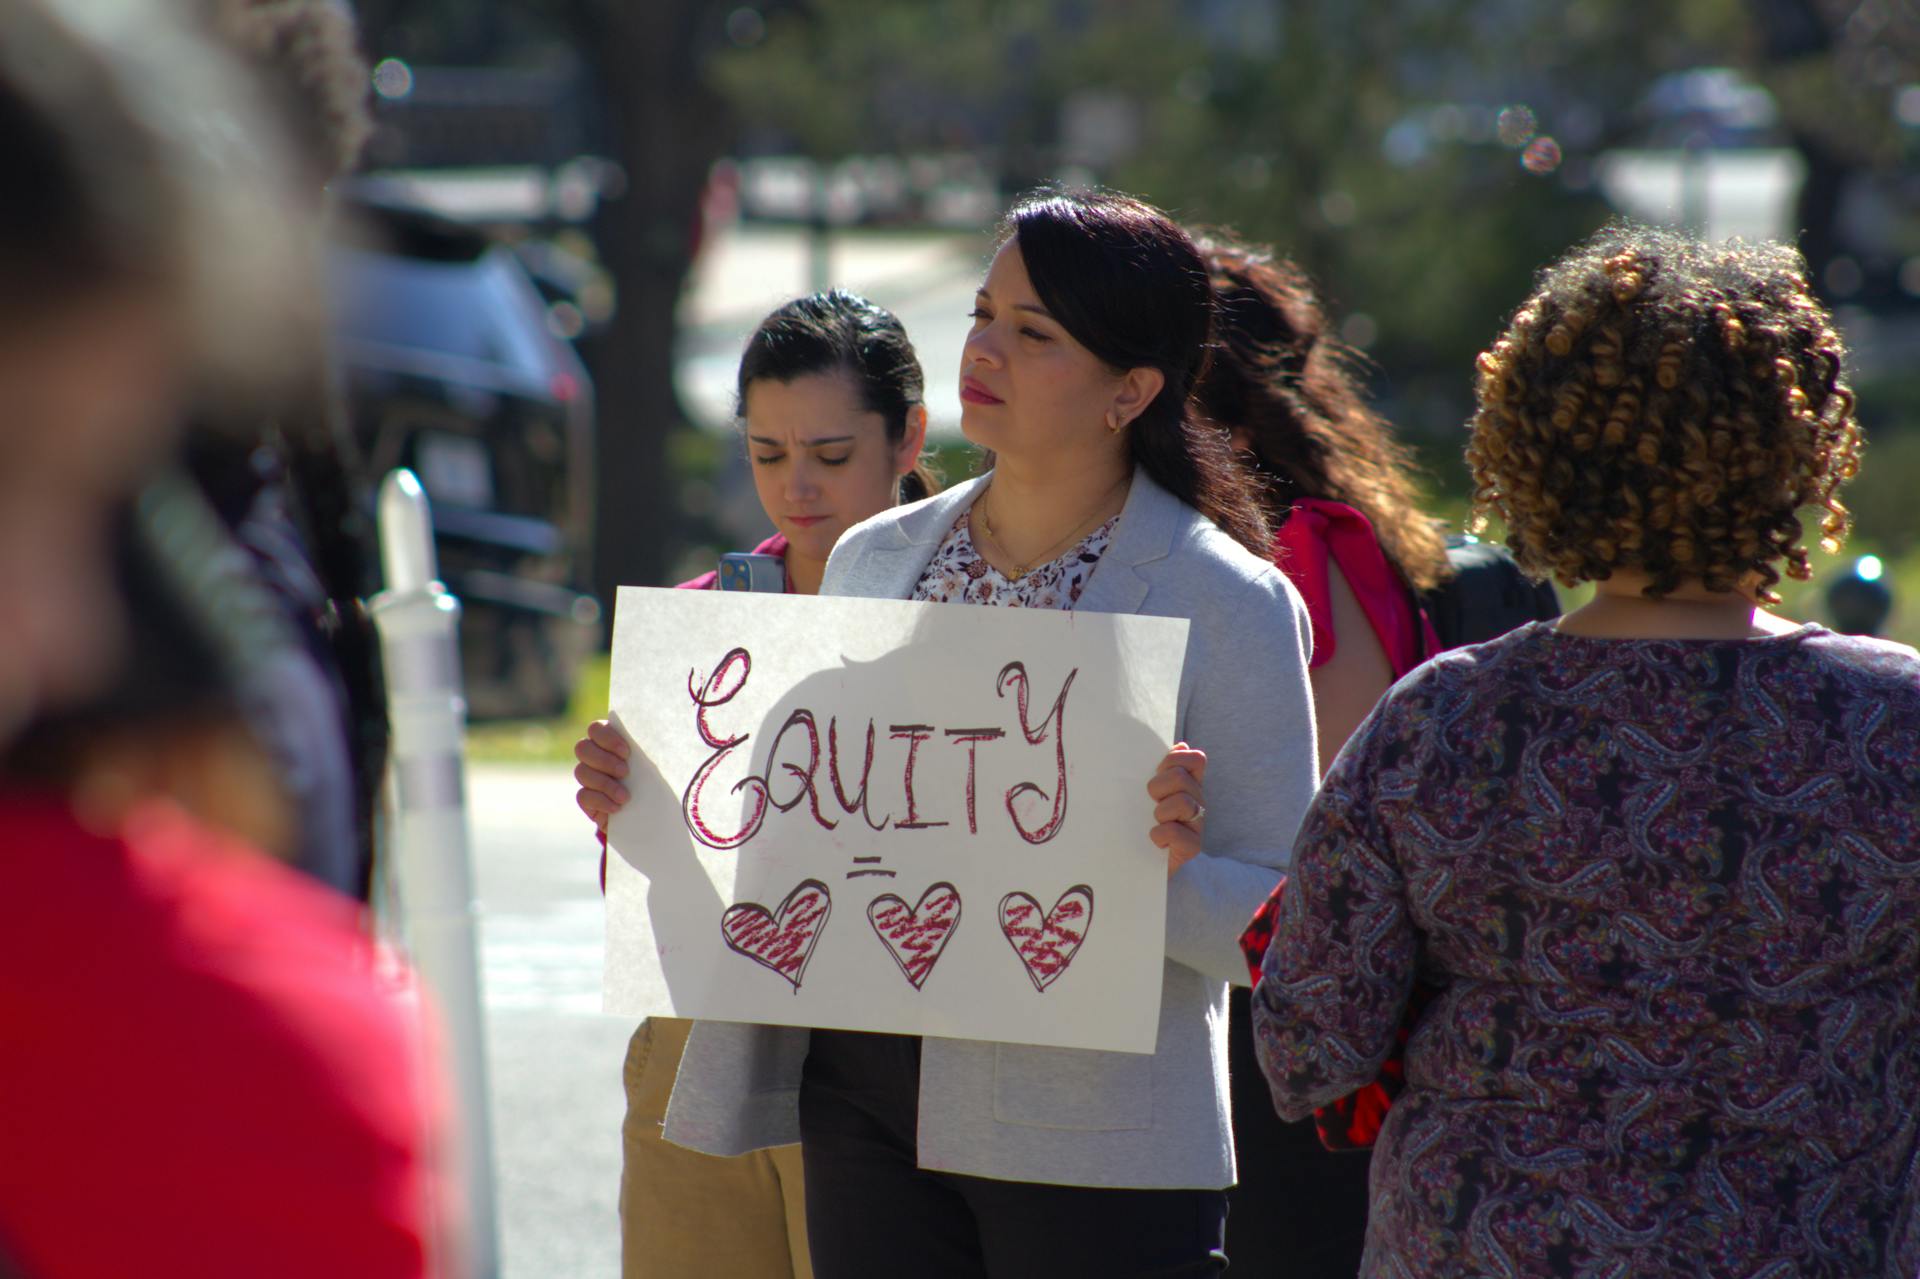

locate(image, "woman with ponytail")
(580, 288), (934, 1279)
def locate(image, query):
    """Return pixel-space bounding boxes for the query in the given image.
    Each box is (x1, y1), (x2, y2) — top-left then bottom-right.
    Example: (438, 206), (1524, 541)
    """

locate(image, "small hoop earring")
(1106, 412), (1123, 433)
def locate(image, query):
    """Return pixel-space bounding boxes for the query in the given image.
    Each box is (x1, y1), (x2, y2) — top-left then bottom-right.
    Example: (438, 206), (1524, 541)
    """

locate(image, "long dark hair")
(735, 289), (941, 502)
(1192, 236), (1451, 591)
(1002, 191), (1270, 556)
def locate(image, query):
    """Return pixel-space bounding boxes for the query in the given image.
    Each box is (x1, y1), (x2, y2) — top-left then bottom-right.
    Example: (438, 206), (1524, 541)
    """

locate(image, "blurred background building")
(309, 6), (1919, 1273)
(334, 0), (1920, 715)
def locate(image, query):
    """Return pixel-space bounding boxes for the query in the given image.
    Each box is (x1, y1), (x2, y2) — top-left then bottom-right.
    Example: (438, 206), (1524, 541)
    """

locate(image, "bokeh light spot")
(726, 7), (767, 47)
(1521, 136), (1562, 175)
(1825, 256), (1864, 298)
(1858, 554), (1885, 582)
(1497, 105), (1538, 148)
(1898, 257), (1920, 297)
(1898, 85), (1920, 127)
(372, 58), (413, 101)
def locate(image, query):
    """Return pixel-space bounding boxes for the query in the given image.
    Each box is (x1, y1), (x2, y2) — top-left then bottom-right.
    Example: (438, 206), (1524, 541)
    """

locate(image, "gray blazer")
(663, 469), (1319, 1188)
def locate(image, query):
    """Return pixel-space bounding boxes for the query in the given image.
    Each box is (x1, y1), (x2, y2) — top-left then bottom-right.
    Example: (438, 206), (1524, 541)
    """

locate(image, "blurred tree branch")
(353, 0), (1919, 539)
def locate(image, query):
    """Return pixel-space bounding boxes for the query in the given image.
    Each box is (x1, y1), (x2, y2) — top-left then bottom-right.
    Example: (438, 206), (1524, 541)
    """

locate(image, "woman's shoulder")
(1166, 505), (1296, 604)
(1152, 511), (1311, 667)
(1375, 619), (1551, 706)
(1279, 496), (1370, 539)
(832, 487), (941, 558)
(1791, 627), (1920, 713)
(822, 477), (986, 595)
(1800, 625), (1920, 677)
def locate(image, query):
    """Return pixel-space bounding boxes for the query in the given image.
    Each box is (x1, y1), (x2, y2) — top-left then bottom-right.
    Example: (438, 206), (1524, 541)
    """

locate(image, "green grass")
(1449, 510), (1920, 648)
(464, 653), (611, 766)
(1774, 539), (1919, 649)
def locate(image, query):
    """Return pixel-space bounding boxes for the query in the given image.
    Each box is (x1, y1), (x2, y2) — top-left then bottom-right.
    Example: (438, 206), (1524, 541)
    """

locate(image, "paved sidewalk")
(469, 762), (630, 1278)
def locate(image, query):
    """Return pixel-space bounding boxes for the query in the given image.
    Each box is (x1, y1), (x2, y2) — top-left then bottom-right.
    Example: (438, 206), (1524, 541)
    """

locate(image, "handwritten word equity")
(680, 648), (1077, 852)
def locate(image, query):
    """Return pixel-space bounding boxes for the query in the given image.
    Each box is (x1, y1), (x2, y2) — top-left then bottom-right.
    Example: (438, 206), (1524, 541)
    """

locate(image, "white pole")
(370, 468), (500, 1278)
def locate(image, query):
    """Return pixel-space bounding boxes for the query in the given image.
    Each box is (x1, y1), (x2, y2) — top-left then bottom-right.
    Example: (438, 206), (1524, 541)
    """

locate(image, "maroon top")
(1257, 623), (1920, 1277)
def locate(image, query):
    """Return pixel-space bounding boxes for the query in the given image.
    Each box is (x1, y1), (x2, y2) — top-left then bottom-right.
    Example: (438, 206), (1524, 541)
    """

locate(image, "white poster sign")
(602, 587), (1189, 1053)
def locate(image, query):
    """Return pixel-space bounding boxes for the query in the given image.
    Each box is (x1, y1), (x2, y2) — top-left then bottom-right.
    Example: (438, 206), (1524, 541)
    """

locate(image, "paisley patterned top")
(912, 503), (1117, 608)
(1253, 621), (1920, 1278)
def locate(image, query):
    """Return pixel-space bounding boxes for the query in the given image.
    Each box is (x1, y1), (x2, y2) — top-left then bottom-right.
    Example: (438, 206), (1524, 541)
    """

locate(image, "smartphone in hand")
(718, 552), (785, 593)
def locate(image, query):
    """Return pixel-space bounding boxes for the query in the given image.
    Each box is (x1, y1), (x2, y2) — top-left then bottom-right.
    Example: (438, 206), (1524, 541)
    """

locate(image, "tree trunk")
(574, 2), (736, 608)
(1747, 0), (1845, 280)
(1791, 130), (1846, 286)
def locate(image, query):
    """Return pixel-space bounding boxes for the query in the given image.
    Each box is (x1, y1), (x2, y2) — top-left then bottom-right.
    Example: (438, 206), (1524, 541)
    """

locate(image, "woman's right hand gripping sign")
(1146, 742), (1207, 878)
(574, 719), (631, 835)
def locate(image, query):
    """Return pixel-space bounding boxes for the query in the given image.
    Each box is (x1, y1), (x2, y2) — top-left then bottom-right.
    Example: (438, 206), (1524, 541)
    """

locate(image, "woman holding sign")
(581, 190), (1317, 1276)
(583, 289), (934, 1279)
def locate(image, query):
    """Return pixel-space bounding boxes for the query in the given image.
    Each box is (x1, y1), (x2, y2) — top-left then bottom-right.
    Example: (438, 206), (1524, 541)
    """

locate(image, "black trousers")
(799, 1029), (1229, 1279)
(1223, 986), (1372, 1277)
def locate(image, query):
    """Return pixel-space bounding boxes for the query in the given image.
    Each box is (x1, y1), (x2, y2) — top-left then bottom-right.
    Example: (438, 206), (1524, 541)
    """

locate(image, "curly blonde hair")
(1468, 224), (1861, 603)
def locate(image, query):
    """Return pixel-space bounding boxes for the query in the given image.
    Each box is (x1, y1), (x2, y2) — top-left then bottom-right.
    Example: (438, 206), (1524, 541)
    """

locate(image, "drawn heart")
(867, 882), (963, 990)
(720, 879), (832, 991)
(998, 885), (1094, 993)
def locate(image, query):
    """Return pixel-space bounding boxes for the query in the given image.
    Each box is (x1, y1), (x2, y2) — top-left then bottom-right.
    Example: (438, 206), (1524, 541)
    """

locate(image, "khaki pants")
(619, 1017), (812, 1279)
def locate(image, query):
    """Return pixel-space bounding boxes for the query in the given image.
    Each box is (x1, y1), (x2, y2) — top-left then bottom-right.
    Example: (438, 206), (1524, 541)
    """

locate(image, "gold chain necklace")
(977, 477), (1126, 580)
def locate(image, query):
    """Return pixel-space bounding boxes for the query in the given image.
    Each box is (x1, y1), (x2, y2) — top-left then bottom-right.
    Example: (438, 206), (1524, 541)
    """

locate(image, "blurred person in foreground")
(1189, 235), (1451, 1277)
(0, 2), (453, 1277)
(179, 0), (389, 897)
(1250, 224), (1920, 1276)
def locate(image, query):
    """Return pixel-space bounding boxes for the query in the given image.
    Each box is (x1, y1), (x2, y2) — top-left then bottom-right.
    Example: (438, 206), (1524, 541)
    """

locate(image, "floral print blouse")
(1254, 621), (1920, 1278)
(912, 503), (1117, 608)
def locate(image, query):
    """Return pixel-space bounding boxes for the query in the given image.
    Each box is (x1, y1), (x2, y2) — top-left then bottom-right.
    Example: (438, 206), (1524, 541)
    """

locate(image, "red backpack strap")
(1240, 871), (1436, 1152)
(1275, 499), (1433, 677)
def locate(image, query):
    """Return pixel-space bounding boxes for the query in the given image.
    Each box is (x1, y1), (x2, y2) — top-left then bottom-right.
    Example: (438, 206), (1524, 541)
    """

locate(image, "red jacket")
(0, 793), (448, 1278)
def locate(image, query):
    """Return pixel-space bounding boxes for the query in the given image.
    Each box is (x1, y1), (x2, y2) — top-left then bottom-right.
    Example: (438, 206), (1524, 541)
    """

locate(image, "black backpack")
(1419, 535), (1561, 652)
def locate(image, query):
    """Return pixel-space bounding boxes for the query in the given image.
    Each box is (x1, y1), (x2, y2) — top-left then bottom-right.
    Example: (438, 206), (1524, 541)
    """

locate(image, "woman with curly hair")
(1246, 224), (1920, 1276)
(1190, 235), (1451, 1276)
